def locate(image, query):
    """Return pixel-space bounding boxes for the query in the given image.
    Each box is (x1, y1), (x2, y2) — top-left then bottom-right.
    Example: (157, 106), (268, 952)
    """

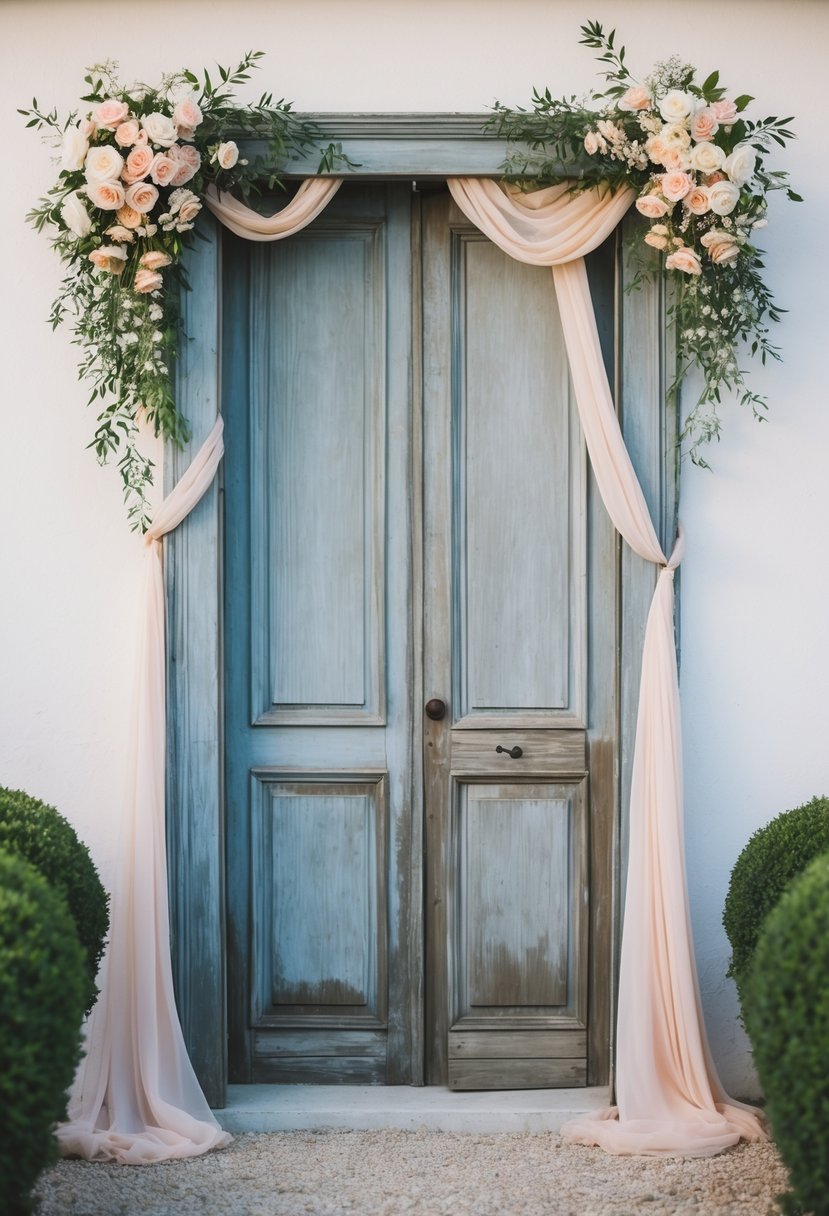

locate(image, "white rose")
(724, 144), (757, 187)
(661, 123), (691, 150)
(84, 144), (125, 183)
(60, 191), (92, 237)
(658, 90), (695, 125)
(61, 125), (89, 172)
(216, 140), (239, 170)
(708, 180), (741, 215)
(141, 111), (178, 148)
(690, 141), (727, 174)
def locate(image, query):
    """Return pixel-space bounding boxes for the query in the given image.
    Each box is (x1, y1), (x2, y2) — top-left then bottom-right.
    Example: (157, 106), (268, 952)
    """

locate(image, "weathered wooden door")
(224, 182), (616, 1088)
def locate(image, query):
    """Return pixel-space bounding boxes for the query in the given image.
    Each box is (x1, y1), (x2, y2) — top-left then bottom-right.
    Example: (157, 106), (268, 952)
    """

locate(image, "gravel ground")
(34, 1131), (790, 1216)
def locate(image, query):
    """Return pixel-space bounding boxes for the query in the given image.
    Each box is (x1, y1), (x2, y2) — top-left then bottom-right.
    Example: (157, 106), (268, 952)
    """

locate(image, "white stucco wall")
(1, 0), (826, 1099)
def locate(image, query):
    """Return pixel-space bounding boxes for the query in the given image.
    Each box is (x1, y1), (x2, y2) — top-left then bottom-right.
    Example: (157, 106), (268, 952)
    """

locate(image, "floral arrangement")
(21, 54), (345, 528)
(488, 21), (800, 463)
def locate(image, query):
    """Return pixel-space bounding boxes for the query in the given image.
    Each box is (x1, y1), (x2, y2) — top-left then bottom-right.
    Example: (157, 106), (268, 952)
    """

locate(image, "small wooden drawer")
(449, 729), (586, 776)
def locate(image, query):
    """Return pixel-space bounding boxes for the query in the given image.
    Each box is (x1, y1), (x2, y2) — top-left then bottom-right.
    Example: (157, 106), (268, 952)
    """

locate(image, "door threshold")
(216, 1085), (610, 1134)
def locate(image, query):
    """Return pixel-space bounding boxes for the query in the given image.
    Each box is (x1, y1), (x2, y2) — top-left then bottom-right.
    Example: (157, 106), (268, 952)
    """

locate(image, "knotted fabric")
(447, 176), (765, 1156)
(59, 180), (341, 1164)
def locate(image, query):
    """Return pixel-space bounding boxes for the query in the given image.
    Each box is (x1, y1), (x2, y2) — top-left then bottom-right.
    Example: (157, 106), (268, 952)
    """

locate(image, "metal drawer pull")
(495, 744), (523, 759)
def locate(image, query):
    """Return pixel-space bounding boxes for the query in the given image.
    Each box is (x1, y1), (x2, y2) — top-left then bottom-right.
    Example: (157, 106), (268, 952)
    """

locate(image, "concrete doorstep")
(215, 1085), (611, 1134)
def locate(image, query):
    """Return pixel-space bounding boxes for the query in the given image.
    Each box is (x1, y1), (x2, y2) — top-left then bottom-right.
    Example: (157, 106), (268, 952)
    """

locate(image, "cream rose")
(584, 131), (600, 155)
(701, 229), (740, 265)
(658, 90), (694, 124)
(125, 180), (159, 214)
(661, 147), (692, 171)
(690, 107), (719, 143)
(665, 246), (702, 275)
(123, 145), (154, 183)
(115, 120), (140, 148)
(635, 192), (670, 219)
(690, 141), (726, 174)
(60, 191), (92, 237)
(149, 153), (179, 187)
(134, 267), (163, 294)
(85, 145), (125, 183)
(711, 98), (738, 125)
(88, 244), (128, 274)
(170, 143), (201, 186)
(116, 204), (143, 230)
(95, 99), (130, 130)
(724, 144), (757, 187)
(141, 111), (178, 148)
(683, 187), (711, 216)
(708, 180), (741, 215)
(61, 124), (89, 171)
(619, 84), (651, 111)
(661, 172), (694, 202)
(661, 123), (691, 150)
(139, 250), (172, 270)
(86, 179), (126, 211)
(645, 135), (668, 166)
(216, 140), (239, 170)
(173, 94), (203, 133)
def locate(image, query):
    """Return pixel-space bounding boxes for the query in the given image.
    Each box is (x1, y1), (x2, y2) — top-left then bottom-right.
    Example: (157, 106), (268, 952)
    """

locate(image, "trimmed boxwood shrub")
(0, 786), (109, 1014)
(723, 795), (829, 1001)
(0, 848), (87, 1216)
(743, 853), (829, 1216)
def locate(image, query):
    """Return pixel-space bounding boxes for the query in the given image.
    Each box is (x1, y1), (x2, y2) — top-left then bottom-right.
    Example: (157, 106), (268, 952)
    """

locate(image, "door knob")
(424, 698), (447, 720)
(496, 744), (523, 759)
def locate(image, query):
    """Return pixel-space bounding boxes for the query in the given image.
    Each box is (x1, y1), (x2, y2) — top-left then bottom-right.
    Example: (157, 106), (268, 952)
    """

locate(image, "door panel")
(422, 190), (612, 1088)
(224, 184), (415, 1084)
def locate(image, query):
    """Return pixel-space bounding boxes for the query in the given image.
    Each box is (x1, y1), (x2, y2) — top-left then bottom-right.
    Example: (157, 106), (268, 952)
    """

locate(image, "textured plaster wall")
(1, 0), (827, 1099)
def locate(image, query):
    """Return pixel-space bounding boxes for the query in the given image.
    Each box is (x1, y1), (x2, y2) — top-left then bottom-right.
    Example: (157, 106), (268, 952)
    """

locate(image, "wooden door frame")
(165, 114), (679, 1109)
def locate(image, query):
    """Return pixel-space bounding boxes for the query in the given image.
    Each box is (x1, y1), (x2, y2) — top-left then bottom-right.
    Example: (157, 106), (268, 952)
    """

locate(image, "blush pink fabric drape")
(447, 176), (766, 1157)
(59, 179), (341, 1164)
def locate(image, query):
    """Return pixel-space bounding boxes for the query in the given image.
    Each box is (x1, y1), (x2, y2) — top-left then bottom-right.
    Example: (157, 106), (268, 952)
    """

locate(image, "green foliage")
(743, 854), (829, 1216)
(0, 787), (109, 1015)
(0, 848), (87, 1216)
(723, 795), (829, 1003)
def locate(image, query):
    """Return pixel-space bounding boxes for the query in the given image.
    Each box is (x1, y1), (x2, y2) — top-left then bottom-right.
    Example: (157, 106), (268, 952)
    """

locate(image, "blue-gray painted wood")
(165, 210), (226, 1109)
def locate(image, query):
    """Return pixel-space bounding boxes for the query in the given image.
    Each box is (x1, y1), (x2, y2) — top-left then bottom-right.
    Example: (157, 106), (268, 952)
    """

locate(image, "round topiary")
(0, 847), (87, 1216)
(743, 853), (829, 1216)
(0, 787), (109, 1015)
(723, 795), (829, 1002)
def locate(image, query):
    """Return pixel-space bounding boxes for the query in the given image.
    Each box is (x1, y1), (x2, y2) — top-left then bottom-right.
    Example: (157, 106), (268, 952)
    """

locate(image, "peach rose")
(683, 187), (711, 216)
(88, 244), (128, 274)
(661, 147), (692, 171)
(134, 129), (149, 146)
(584, 131), (601, 155)
(173, 94), (203, 133)
(169, 189), (202, 224)
(216, 140), (239, 170)
(134, 268), (163, 294)
(170, 143), (201, 186)
(78, 117), (97, 139)
(665, 246), (702, 275)
(661, 171), (694, 202)
(87, 179), (126, 210)
(116, 204), (143, 230)
(643, 229), (669, 251)
(619, 84), (651, 111)
(115, 120), (140, 148)
(105, 224), (134, 243)
(690, 107), (719, 143)
(125, 181), (159, 214)
(123, 145), (154, 183)
(635, 192), (671, 219)
(139, 250), (172, 270)
(85, 145), (125, 183)
(95, 99), (130, 130)
(711, 98), (738, 125)
(645, 135), (668, 165)
(701, 229), (740, 265)
(149, 153), (179, 187)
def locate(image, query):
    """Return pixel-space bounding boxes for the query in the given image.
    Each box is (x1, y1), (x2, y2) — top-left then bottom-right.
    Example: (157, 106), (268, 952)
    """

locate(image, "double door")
(223, 182), (617, 1089)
